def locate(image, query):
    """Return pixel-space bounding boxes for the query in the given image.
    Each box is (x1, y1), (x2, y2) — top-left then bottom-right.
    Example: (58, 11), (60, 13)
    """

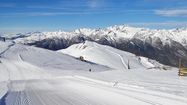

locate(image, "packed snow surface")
(0, 41), (187, 105)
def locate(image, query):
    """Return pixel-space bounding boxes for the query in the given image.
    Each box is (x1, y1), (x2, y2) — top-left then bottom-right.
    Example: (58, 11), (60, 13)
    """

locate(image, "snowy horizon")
(1, 24), (187, 36)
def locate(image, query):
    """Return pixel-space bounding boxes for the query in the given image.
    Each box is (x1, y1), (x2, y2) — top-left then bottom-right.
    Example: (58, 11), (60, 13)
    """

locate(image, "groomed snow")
(0, 41), (187, 105)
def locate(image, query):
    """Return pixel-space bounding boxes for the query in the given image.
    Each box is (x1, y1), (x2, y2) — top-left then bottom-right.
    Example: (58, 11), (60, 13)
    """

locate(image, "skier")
(89, 69), (91, 72)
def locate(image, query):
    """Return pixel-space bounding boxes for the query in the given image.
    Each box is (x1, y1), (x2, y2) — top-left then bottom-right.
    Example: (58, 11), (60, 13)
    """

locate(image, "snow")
(13, 25), (187, 47)
(0, 41), (187, 105)
(59, 41), (167, 70)
(2, 43), (108, 72)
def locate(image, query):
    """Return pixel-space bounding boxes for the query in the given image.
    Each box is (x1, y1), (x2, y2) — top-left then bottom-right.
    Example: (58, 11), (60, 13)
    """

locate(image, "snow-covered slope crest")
(0, 41), (109, 75)
(59, 41), (167, 70)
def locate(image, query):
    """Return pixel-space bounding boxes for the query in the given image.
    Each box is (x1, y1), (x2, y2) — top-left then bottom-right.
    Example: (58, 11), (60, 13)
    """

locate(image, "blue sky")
(0, 0), (187, 34)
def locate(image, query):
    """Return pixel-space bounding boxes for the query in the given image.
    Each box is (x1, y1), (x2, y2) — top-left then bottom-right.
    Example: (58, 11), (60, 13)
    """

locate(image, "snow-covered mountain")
(13, 25), (187, 46)
(11, 25), (187, 67)
(59, 41), (167, 70)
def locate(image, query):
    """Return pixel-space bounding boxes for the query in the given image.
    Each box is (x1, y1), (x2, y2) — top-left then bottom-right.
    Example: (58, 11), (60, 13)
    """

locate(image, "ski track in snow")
(105, 48), (128, 70)
(93, 42), (128, 70)
(0, 43), (14, 56)
(0, 42), (187, 105)
(1, 76), (187, 105)
(73, 76), (187, 103)
(106, 49), (128, 70)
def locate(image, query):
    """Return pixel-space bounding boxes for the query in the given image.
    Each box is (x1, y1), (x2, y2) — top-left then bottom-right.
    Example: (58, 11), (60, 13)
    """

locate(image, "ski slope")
(59, 41), (166, 70)
(1, 76), (187, 105)
(0, 41), (187, 105)
(1, 42), (108, 73)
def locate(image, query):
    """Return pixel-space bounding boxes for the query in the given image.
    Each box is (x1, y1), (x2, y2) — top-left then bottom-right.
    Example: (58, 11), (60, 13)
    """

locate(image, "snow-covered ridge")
(59, 41), (167, 70)
(13, 25), (187, 46)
